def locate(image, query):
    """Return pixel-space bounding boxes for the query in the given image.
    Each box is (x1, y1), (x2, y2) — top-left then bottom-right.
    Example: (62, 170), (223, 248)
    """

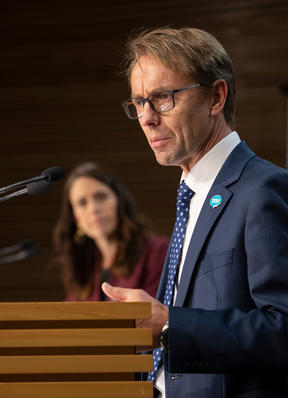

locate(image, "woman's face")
(69, 176), (119, 242)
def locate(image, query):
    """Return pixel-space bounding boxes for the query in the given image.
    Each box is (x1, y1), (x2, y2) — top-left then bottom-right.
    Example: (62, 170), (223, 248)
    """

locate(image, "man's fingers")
(101, 282), (130, 301)
(101, 282), (149, 302)
(101, 282), (119, 300)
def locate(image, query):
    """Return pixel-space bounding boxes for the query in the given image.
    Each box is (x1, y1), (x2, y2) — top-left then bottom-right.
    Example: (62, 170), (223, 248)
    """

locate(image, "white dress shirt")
(155, 131), (241, 397)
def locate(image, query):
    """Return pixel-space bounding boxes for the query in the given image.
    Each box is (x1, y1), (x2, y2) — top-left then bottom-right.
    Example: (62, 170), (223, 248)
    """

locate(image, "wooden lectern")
(0, 301), (153, 397)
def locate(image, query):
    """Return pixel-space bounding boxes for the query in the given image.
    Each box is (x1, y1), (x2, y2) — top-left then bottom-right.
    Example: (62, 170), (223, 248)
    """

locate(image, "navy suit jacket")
(156, 141), (288, 397)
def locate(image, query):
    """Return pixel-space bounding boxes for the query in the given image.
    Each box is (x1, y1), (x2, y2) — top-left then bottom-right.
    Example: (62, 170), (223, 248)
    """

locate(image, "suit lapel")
(174, 141), (255, 306)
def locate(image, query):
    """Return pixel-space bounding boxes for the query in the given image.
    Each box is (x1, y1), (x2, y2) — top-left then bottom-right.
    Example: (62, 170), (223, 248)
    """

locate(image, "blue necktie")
(147, 181), (194, 381)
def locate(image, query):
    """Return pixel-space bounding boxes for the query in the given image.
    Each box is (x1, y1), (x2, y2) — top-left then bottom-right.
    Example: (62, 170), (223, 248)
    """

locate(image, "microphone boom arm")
(0, 166), (65, 195)
(0, 176), (45, 195)
(0, 188), (28, 203)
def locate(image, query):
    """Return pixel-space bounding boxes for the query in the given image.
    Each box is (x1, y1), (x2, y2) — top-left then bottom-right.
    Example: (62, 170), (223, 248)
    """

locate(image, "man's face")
(130, 55), (214, 173)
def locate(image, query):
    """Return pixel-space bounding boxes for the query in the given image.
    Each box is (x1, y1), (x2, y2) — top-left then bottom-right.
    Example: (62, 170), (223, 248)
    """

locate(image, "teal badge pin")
(210, 194), (222, 208)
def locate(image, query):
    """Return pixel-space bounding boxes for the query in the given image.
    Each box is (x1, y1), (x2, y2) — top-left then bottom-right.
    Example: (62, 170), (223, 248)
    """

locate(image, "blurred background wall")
(0, 0), (287, 301)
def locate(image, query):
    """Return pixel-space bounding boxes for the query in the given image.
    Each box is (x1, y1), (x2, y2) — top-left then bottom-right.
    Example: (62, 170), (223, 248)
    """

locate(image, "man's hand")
(102, 282), (168, 349)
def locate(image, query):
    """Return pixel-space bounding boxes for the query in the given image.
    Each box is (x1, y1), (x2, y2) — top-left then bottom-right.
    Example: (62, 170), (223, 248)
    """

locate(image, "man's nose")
(141, 102), (160, 127)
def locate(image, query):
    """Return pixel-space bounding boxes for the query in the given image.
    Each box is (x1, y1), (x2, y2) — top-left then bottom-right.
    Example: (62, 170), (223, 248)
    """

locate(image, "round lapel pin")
(209, 194), (222, 208)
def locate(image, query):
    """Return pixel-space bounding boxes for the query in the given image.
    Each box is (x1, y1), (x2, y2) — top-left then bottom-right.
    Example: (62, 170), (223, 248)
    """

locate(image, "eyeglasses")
(121, 83), (202, 120)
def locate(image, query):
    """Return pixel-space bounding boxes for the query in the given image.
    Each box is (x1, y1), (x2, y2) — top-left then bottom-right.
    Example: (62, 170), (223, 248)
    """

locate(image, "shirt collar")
(181, 131), (241, 192)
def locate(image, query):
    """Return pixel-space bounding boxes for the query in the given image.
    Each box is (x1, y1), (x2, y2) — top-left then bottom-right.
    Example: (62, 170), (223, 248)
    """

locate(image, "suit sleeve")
(168, 171), (288, 373)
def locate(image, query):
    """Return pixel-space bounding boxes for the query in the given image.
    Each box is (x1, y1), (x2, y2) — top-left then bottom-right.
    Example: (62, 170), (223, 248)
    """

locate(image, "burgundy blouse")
(66, 235), (169, 301)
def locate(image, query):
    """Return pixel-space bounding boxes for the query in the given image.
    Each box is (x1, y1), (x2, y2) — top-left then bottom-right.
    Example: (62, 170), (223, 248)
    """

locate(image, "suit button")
(170, 374), (182, 381)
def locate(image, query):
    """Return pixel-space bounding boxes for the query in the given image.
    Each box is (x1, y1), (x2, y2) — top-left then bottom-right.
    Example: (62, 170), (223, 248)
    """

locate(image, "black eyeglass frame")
(121, 83), (203, 120)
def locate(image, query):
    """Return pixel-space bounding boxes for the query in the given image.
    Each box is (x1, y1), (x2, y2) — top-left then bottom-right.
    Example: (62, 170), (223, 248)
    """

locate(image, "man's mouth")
(150, 136), (170, 149)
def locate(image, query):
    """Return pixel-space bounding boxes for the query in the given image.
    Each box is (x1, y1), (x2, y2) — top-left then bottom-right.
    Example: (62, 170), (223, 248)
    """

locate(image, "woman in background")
(53, 162), (169, 301)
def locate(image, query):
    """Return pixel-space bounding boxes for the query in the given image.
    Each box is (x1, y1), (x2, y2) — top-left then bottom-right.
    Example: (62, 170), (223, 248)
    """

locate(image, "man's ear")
(210, 79), (228, 116)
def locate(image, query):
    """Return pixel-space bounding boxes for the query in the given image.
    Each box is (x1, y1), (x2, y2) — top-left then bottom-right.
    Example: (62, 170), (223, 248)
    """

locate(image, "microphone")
(0, 166), (65, 195)
(0, 239), (38, 264)
(26, 180), (53, 195)
(0, 239), (36, 255)
(0, 180), (58, 203)
(0, 167), (65, 203)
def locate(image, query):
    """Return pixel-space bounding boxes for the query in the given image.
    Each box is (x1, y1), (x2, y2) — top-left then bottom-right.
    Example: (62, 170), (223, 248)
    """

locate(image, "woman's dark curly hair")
(53, 162), (148, 295)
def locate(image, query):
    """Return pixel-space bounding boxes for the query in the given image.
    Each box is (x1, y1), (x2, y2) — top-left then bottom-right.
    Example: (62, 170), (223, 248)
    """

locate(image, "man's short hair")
(122, 27), (236, 127)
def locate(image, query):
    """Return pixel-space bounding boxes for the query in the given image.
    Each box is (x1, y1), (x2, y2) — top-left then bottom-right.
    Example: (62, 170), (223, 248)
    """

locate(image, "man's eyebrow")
(131, 86), (173, 98)
(130, 92), (143, 99)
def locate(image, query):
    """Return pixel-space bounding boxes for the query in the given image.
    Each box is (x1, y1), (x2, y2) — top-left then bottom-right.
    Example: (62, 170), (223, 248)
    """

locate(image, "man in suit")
(102, 27), (288, 397)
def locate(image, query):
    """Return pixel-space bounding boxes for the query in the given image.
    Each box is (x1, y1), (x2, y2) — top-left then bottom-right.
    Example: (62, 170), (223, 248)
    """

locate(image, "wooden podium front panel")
(0, 328), (152, 347)
(0, 381), (153, 398)
(0, 302), (153, 397)
(0, 354), (152, 374)
(0, 301), (151, 322)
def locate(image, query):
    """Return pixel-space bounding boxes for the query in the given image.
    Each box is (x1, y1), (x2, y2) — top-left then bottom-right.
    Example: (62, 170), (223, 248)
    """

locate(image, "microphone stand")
(0, 181), (51, 204)
(0, 166), (65, 195)
(0, 177), (44, 195)
(0, 188), (28, 203)
(0, 240), (38, 264)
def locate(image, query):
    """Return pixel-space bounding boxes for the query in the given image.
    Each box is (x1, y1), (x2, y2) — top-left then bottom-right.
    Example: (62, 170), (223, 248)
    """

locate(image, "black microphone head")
(0, 239), (38, 264)
(18, 239), (38, 257)
(41, 166), (65, 182)
(19, 239), (37, 252)
(26, 180), (50, 195)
